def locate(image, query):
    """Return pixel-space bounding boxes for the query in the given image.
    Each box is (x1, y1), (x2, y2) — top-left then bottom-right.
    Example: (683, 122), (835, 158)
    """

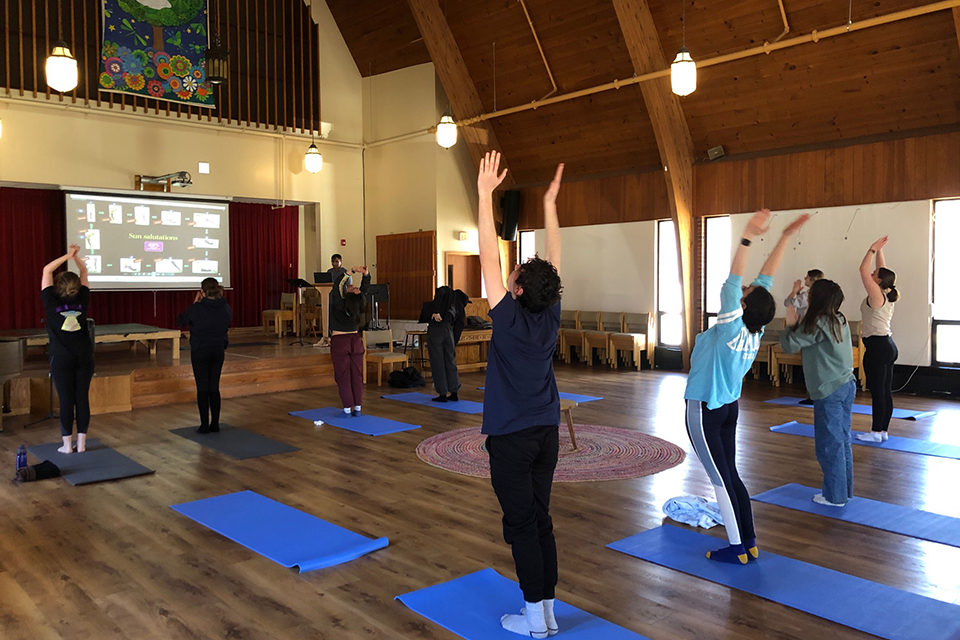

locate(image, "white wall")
(534, 221), (657, 315)
(729, 201), (932, 366)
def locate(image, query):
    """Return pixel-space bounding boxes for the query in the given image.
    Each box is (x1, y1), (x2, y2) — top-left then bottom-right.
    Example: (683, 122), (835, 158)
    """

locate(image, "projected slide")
(65, 193), (231, 290)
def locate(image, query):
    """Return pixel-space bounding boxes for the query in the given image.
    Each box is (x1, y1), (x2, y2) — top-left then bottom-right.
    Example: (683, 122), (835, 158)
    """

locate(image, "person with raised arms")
(478, 152), (564, 638)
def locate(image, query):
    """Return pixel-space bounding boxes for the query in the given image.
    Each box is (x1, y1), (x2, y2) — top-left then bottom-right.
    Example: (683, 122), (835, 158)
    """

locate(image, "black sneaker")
(431, 395), (448, 403)
(352, 408), (362, 417)
(449, 393), (459, 402)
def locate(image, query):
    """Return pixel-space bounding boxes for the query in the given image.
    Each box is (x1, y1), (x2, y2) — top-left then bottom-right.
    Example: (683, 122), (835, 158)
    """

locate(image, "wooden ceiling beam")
(406, 0), (514, 188)
(612, 0), (697, 367)
(954, 7), (960, 51)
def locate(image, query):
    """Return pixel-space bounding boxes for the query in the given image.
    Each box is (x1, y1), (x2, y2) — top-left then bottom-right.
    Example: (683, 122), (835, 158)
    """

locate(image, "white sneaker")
(856, 431), (883, 443)
(813, 493), (846, 507)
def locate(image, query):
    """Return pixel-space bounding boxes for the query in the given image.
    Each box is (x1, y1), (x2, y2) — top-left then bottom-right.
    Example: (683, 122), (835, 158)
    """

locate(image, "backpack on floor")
(388, 366), (427, 388)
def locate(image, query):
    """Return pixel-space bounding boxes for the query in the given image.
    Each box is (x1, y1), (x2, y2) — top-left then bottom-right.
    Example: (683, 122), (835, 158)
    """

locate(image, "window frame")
(656, 219), (683, 347)
(932, 198), (960, 367)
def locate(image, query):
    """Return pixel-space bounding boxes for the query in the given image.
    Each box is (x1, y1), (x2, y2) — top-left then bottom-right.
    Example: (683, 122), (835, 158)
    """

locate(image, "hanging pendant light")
(45, 3), (78, 93)
(304, 136), (323, 174)
(436, 114), (458, 149)
(206, 0), (229, 85)
(670, 0), (697, 96)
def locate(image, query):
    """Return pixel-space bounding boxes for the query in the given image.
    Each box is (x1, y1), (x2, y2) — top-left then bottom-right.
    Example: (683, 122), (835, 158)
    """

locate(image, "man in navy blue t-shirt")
(478, 151), (564, 639)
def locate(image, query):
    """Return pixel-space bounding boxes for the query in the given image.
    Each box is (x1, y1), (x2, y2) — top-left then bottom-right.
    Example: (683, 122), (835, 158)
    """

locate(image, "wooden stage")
(1, 361), (959, 639)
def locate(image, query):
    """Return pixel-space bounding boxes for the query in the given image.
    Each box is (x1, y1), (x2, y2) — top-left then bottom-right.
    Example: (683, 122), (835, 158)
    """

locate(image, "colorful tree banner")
(99, 0), (214, 107)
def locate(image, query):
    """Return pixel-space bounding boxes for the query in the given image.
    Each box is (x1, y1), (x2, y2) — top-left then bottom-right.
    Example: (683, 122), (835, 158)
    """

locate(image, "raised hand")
(783, 213), (811, 236)
(792, 279), (802, 295)
(67, 244), (81, 259)
(744, 209), (771, 237)
(870, 236), (889, 252)
(543, 163), (564, 206)
(352, 266), (369, 275)
(477, 151), (508, 194)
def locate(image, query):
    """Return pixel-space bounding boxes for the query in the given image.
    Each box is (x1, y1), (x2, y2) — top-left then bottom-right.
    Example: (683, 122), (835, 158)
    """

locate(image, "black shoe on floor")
(209, 424), (220, 432)
(352, 408), (362, 417)
(449, 393), (459, 402)
(196, 426), (210, 434)
(432, 395), (448, 403)
(799, 398), (814, 405)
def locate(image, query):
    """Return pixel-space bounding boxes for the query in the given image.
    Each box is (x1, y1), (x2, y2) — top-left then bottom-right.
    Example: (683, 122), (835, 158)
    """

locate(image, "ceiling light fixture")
(436, 114), (458, 149)
(670, 0), (697, 96)
(45, 3), (78, 93)
(305, 134), (323, 173)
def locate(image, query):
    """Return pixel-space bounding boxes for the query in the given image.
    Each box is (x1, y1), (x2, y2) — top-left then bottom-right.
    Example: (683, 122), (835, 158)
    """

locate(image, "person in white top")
(857, 236), (900, 442)
(784, 269), (824, 321)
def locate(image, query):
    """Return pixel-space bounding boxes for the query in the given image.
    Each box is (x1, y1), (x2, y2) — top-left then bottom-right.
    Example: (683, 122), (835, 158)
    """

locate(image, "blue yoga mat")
(764, 396), (936, 420)
(396, 568), (649, 640)
(607, 525), (960, 640)
(171, 491), (388, 572)
(754, 483), (960, 548)
(770, 421), (960, 460)
(289, 407), (420, 436)
(479, 387), (603, 403)
(382, 392), (484, 414)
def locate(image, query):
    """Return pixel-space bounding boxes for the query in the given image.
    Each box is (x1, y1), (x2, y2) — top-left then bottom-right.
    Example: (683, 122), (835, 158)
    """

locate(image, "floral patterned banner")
(100, 0), (214, 107)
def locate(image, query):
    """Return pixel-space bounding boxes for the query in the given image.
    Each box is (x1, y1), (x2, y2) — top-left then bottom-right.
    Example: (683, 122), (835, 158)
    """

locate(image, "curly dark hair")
(742, 286), (776, 334)
(515, 257), (562, 313)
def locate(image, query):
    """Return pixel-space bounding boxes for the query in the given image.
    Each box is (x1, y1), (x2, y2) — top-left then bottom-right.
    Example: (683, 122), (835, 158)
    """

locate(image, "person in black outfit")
(41, 244), (94, 454)
(427, 286), (470, 402)
(479, 153), (565, 639)
(177, 278), (232, 433)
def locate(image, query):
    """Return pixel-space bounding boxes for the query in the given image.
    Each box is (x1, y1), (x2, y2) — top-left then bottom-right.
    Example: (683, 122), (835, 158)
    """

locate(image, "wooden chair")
(302, 288), (324, 338)
(753, 317), (785, 382)
(609, 312), (655, 370)
(582, 311), (618, 367)
(558, 310), (584, 363)
(560, 398), (579, 449)
(262, 293), (296, 337)
(850, 320), (866, 389)
(363, 329), (409, 386)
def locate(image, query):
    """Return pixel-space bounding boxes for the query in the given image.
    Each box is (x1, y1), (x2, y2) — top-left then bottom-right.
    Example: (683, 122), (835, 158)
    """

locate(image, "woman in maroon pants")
(329, 266), (370, 416)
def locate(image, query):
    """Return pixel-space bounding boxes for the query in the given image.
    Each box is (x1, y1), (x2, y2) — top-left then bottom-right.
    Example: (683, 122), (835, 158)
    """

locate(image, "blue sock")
(743, 537), (759, 560)
(706, 543), (748, 565)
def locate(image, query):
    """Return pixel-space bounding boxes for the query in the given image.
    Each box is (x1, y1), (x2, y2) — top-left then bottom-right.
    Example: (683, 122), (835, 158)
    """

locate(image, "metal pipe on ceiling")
(518, 0), (558, 100)
(771, 0), (790, 43)
(456, 0), (959, 128)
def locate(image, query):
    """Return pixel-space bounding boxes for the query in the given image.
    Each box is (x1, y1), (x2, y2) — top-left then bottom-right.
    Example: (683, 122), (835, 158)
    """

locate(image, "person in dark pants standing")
(479, 152), (564, 639)
(178, 278), (232, 433)
(857, 236), (900, 442)
(41, 244), (94, 454)
(427, 286), (469, 403)
(329, 266), (371, 416)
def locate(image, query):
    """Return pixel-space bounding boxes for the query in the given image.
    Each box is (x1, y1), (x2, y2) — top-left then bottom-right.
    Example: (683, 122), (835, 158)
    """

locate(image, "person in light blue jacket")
(780, 279), (856, 506)
(685, 209), (810, 565)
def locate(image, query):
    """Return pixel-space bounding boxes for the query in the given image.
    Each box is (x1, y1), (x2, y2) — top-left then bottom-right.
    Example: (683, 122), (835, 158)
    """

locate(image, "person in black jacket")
(41, 244), (94, 453)
(427, 286), (469, 402)
(329, 266), (371, 416)
(177, 278), (232, 433)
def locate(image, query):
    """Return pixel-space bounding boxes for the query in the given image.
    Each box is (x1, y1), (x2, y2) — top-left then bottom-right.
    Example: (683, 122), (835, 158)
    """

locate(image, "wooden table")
(3, 324), (183, 360)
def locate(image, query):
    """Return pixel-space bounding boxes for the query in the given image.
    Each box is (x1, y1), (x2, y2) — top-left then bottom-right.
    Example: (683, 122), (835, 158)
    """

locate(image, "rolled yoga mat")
(170, 424), (299, 459)
(764, 396), (936, 420)
(607, 525), (960, 640)
(753, 483), (960, 548)
(396, 568), (649, 640)
(171, 491), (388, 573)
(289, 407), (420, 436)
(27, 440), (154, 486)
(769, 421), (960, 460)
(381, 392), (484, 414)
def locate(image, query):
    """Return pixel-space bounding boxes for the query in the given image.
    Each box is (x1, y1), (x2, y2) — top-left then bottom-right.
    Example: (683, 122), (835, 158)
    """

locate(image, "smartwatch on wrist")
(741, 237), (752, 247)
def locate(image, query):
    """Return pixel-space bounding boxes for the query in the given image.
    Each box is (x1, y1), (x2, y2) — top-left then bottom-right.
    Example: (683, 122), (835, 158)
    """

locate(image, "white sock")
(881, 431), (889, 441)
(856, 431), (883, 442)
(522, 600), (557, 635)
(354, 405), (361, 411)
(343, 408), (351, 415)
(501, 601), (547, 638)
(813, 493), (846, 507)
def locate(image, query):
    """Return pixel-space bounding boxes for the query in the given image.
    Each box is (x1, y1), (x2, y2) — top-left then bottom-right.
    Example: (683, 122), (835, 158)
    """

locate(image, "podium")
(286, 278), (316, 346)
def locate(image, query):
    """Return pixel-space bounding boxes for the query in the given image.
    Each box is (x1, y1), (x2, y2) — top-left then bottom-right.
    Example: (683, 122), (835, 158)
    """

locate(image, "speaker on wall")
(499, 190), (520, 241)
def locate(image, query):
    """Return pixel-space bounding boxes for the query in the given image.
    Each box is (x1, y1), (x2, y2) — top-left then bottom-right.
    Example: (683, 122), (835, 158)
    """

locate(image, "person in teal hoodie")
(780, 279), (856, 506)
(685, 209), (810, 565)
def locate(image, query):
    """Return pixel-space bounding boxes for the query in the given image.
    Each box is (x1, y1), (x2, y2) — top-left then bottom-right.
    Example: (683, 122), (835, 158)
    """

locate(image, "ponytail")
(878, 267), (899, 302)
(887, 285), (900, 303)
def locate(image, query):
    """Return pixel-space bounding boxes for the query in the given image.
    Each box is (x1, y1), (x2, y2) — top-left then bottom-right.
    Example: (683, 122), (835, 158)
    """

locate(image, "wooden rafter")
(405, 0), (514, 187)
(612, 0), (696, 367)
(954, 7), (960, 50)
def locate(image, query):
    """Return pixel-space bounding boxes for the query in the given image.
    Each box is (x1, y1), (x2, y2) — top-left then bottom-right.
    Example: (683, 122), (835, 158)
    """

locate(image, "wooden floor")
(1, 364), (959, 640)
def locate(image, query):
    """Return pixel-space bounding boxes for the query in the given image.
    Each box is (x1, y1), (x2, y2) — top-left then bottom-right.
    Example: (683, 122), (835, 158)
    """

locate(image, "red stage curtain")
(0, 189), (299, 330)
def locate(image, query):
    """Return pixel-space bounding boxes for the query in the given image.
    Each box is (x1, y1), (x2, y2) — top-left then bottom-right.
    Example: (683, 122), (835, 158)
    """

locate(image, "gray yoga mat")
(26, 439), (154, 486)
(170, 424), (299, 459)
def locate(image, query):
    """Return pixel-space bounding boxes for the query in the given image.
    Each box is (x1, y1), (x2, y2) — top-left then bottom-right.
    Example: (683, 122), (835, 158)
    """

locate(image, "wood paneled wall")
(1, 0), (321, 132)
(376, 230), (437, 321)
(516, 131), (960, 230)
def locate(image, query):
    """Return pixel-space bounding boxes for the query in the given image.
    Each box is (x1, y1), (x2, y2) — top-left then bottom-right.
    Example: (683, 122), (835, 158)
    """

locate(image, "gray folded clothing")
(13, 460), (61, 484)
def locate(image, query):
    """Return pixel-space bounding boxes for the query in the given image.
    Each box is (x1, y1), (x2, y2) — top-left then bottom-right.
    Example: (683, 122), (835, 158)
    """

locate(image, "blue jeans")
(812, 378), (856, 504)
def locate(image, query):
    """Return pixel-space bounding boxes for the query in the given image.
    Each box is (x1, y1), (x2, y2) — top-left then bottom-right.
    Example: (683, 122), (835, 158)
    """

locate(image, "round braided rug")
(416, 424), (685, 482)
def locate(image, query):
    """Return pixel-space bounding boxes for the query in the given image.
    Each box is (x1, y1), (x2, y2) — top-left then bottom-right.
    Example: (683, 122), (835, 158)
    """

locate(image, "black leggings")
(862, 335), (898, 432)
(192, 346), (225, 428)
(51, 352), (95, 437)
(685, 399), (754, 546)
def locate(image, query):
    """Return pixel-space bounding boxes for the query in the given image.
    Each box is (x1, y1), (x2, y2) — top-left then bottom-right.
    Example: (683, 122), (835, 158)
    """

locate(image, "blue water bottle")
(16, 445), (27, 471)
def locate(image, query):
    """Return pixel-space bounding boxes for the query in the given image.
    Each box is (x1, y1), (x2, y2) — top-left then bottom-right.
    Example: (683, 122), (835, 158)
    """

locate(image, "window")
(704, 216), (732, 330)
(933, 199), (960, 365)
(657, 220), (683, 346)
(518, 230), (537, 265)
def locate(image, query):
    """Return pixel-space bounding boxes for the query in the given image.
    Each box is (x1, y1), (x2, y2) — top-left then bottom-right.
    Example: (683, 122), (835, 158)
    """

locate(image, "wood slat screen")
(376, 230), (437, 321)
(1, 0), (321, 133)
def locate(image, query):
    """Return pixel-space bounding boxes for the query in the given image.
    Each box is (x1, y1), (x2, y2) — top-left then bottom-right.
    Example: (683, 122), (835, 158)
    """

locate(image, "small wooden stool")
(560, 398), (579, 449)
